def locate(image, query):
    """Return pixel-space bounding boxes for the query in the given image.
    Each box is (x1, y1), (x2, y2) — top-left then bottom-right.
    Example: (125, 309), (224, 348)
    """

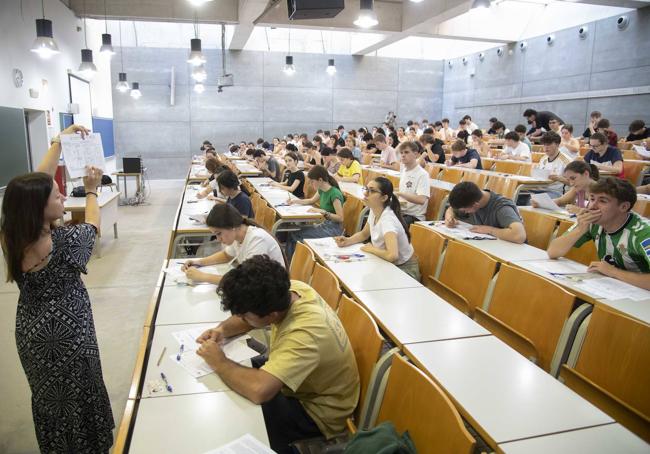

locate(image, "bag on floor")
(344, 421), (417, 454)
(71, 186), (86, 197)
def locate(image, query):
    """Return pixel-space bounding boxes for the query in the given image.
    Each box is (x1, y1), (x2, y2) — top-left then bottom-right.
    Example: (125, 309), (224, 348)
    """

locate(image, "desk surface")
(64, 190), (120, 209)
(156, 284), (228, 326)
(405, 336), (613, 446)
(128, 391), (269, 453)
(354, 287), (490, 346)
(142, 323), (240, 398)
(497, 423), (648, 454)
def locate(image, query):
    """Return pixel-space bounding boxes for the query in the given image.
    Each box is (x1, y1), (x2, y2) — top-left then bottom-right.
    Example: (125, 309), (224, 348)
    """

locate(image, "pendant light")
(99, 0), (114, 56)
(326, 59), (336, 75)
(130, 82), (142, 99)
(192, 65), (207, 82)
(283, 30), (295, 75)
(471, 0), (491, 8)
(194, 83), (205, 94)
(354, 0), (378, 28)
(187, 13), (206, 66)
(31, 0), (60, 59)
(78, 2), (97, 80)
(115, 22), (129, 92)
(187, 0), (214, 5)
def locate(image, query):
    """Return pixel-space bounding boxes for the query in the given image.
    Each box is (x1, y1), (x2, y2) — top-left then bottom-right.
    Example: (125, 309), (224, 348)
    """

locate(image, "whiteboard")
(69, 74), (93, 131)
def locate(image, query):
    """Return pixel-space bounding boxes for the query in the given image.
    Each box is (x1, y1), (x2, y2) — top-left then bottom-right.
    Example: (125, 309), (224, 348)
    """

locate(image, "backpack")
(344, 422), (417, 454)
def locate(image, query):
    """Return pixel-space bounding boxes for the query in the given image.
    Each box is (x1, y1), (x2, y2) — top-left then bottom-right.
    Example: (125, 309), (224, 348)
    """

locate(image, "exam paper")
(61, 133), (106, 178)
(530, 167), (551, 180)
(310, 239), (366, 259)
(202, 434), (275, 454)
(526, 259), (588, 275)
(531, 193), (562, 212)
(633, 145), (650, 158)
(173, 338), (259, 378)
(431, 221), (496, 240)
(575, 276), (650, 301)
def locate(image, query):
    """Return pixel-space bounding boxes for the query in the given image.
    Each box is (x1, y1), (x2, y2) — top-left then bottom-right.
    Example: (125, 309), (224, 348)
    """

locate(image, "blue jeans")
(286, 220), (343, 262)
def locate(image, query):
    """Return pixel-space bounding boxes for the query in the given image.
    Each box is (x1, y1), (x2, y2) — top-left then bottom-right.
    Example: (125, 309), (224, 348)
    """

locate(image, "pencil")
(157, 347), (167, 366)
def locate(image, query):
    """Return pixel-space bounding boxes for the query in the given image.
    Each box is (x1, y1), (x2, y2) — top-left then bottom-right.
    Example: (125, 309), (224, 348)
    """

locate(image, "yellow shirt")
(337, 160), (364, 185)
(261, 280), (360, 437)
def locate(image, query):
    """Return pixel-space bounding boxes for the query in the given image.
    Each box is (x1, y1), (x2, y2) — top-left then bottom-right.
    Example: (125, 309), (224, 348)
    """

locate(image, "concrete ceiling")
(64, 0), (645, 56)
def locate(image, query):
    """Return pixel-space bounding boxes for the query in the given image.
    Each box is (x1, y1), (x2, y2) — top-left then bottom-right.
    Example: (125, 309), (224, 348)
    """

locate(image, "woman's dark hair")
(229, 145), (239, 154)
(376, 128), (386, 136)
(564, 160), (599, 181)
(389, 132), (399, 146)
(337, 148), (354, 160)
(362, 133), (374, 142)
(307, 165), (340, 189)
(472, 129), (483, 138)
(321, 147), (334, 157)
(218, 255), (291, 317)
(1, 172), (54, 282)
(216, 169), (241, 190)
(420, 134), (435, 145)
(206, 203), (257, 229)
(336, 138), (345, 147)
(372, 177), (411, 241)
(284, 152), (300, 163)
(561, 124), (574, 134)
(456, 130), (469, 143)
(285, 143), (298, 152)
(205, 157), (227, 174)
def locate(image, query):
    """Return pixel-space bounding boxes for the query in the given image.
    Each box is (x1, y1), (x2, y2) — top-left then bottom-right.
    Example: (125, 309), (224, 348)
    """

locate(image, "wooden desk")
(64, 191), (120, 257)
(405, 336), (614, 448)
(354, 287), (490, 346)
(233, 161), (263, 177)
(155, 284), (228, 326)
(128, 391), (269, 453)
(497, 423), (648, 454)
(163, 259), (232, 287)
(113, 171), (144, 199)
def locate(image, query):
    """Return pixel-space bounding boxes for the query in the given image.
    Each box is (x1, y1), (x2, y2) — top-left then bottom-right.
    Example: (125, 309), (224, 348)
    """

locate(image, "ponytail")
(308, 165), (340, 190)
(565, 160), (599, 181)
(374, 177), (411, 241)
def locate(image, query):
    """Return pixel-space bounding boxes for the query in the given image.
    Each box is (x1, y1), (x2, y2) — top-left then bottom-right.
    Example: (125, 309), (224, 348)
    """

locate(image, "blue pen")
(176, 344), (184, 361)
(160, 372), (173, 392)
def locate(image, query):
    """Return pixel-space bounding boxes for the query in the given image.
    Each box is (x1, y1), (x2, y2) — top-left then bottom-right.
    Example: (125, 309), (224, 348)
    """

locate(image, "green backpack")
(344, 421), (417, 454)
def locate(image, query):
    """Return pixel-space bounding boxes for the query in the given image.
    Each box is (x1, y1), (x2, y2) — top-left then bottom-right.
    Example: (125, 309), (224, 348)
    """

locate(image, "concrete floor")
(0, 179), (185, 454)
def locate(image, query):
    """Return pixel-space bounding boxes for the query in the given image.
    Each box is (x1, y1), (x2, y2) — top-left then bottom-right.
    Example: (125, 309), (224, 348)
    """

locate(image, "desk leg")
(113, 222), (118, 239)
(123, 176), (129, 200)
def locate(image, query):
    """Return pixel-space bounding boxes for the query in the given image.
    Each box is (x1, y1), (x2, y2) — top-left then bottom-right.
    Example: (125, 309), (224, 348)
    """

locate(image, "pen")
(156, 347), (166, 366)
(176, 344), (184, 361)
(160, 372), (173, 392)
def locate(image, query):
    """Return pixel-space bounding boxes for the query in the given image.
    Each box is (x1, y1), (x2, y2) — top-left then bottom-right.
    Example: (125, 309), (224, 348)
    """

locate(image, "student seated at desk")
(471, 130), (491, 156)
(303, 142), (324, 170)
(535, 131), (572, 197)
(216, 170), (254, 218)
(560, 124), (581, 159)
(626, 120), (650, 142)
(446, 139), (483, 169)
(514, 124), (533, 151)
(253, 150), (281, 181)
(395, 141), (430, 226)
(197, 157), (229, 199)
(321, 147), (340, 175)
(375, 134), (399, 171)
(335, 148), (363, 184)
(285, 166), (345, 260)
(584, 132), (624, 178)
(532, 161), (599, 213)
(271, 152), (305, 198)
(334, 177), (421, 280)
(419, 133), (445, 165)
(445, 181), (527, 244)
(195, 256), (359, 454)
(499, 132), (531, 161)
(182, 204), (285, 284)
(547, 178), (650, 290)
(595, 118), (618, 147)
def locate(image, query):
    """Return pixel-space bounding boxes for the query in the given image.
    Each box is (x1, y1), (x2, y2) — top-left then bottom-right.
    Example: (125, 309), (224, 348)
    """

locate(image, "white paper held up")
(61, 132), (106, 178)
(531, 193), (562, 212)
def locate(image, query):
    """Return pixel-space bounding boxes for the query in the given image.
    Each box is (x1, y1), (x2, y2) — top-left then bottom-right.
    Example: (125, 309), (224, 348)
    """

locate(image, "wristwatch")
(50, 136), (61, 145)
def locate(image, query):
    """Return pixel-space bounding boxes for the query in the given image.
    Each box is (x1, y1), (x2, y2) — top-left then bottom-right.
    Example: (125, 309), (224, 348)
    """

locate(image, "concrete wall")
(111, 50), (444, 178)
(441, 7), (650, 136)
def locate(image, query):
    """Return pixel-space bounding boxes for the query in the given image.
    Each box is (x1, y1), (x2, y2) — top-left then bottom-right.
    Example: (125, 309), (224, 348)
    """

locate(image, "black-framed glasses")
(362, 187), (381, 195)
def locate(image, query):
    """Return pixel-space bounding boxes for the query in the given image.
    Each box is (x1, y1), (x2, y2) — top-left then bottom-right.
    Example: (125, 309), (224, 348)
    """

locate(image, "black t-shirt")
(627, 129), (650, 141)
(228, 191), (254, 218)
(425, 139), (446, 164)
(582, 127), (593, 139)
(536, 111), (564, 131)
(451, 148), (483, 169)
(284, 169), (305, 198)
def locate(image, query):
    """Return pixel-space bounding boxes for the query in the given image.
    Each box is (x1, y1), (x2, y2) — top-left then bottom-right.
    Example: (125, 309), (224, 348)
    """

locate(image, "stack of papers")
(202, 434), (275, 454)
(429, 221), (496, 240)
(575, 277), (650, 301)
(310, 240), (368, 262)
(633, 145), (650, 158)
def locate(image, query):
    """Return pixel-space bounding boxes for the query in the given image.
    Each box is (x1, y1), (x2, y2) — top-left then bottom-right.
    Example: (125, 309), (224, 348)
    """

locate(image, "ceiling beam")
(415, 33), (512, 44)
(229, 0), (269, 49)
(562, 0), (650, 7)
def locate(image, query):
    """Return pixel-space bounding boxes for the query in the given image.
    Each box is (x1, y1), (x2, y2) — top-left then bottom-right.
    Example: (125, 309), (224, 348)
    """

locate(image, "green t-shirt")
(318, 186), (345, 215)
(572, 212), (650, 273)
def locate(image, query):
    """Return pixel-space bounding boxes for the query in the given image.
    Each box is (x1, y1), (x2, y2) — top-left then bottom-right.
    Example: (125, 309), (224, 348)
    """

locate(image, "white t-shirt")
(368, 208), (414, 266)
(223, 225), (285, 267)
(399, 164), (430, 220)
(209, 179), (224, 198)
(504, 142), (531, 160)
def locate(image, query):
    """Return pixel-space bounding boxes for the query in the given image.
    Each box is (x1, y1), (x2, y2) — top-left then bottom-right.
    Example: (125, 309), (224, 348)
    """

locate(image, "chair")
(311, 263), (343, 310)
(409, 224), (446, 285)
(475, 263), (576, 373)
(338, 295), (384, 426)
(481, 157), (496, 170)
(261, 204), (276, 232)
(434, 241), (498, 315)
(520, 209), (558, 249)
(361, 154), (374, 165)
(633, 198), (650, 218)
(372, 354), (475, 454)
(531, 152), (545, 163)
(561, 305), (650, 442)
(461, 170), (488, 189)
(555, 220), (598, 266)
(531, 144), (544, 153)
(440, 167), (464, 184)
(426, 164), (444, 179)
(342, 197), (366, 236)
(425, 186), (450, 221)
(494, 160), (524, 175)
(253, 200), (267, 225)
(624, 161), (648, 186)
(289, 241), (316, 283)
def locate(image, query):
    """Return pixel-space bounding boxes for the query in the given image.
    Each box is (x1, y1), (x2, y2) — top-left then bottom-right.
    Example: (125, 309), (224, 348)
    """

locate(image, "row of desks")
(303, 239), (648, 451)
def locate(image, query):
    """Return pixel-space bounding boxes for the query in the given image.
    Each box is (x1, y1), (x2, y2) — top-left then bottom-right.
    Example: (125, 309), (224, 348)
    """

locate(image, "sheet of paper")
(310, 239), (367, 259)
(575, 276), (650, 301)
(61, 133), (106, 178)
(202, 434), (275, 454)
(430, 221), (496, 240)
(173, 338), (258, 378)
(526, 259), (588, 275)
(531, 193), (562, 211)
(633, 145), (650, 158)
(530, 167), (551, 180)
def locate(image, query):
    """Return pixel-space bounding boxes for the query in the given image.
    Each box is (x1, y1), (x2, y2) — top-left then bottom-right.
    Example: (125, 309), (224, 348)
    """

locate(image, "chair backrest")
(304, 175), (317, 200)
(261, 204), (276, 232)
(461, 170), (488, 189)
(531, 152), (545, 163)
(481, 157), (496, 170)
(477, 263), (575, 371)
(561, 306), (650, 441)
(531, 144), (544, 153)
(556, 220), (599, 265)
(409, 224), (446, 283)
(494, 160), (524, 175)
(289, 241), (316, 283)
(623, 161), (647, 186)
(343, 196), (366, 236)
(310, 263), (343, 310)
(425, 186), (450, 221)
(426, 164), (444, 179)
(376, 354), (475, 454)
(520, 209), (558, 249)
(633, 198), (650, 218)
(338, 295), (384, 423)
(440, 167), (464, 184)
(361, 154), (374, 165)
(438, 241), (498, 315)
(253, 200), (267, 225)
(484, 174), (506, 194)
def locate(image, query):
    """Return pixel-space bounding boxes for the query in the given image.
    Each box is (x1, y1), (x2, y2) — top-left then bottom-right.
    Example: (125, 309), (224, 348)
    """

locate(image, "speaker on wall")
(287, 0), (344, 20)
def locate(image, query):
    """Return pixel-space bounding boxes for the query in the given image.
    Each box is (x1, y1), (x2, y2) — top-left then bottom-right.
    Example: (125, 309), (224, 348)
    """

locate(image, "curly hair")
(218, 255), (291, 317)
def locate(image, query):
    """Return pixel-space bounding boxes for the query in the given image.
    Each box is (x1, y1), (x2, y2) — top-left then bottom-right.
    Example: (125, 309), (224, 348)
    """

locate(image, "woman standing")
(0, 124), (114, 453)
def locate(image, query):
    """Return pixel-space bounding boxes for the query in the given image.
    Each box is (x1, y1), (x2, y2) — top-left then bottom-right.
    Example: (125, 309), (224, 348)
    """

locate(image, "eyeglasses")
(362, 187), (381, 195)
